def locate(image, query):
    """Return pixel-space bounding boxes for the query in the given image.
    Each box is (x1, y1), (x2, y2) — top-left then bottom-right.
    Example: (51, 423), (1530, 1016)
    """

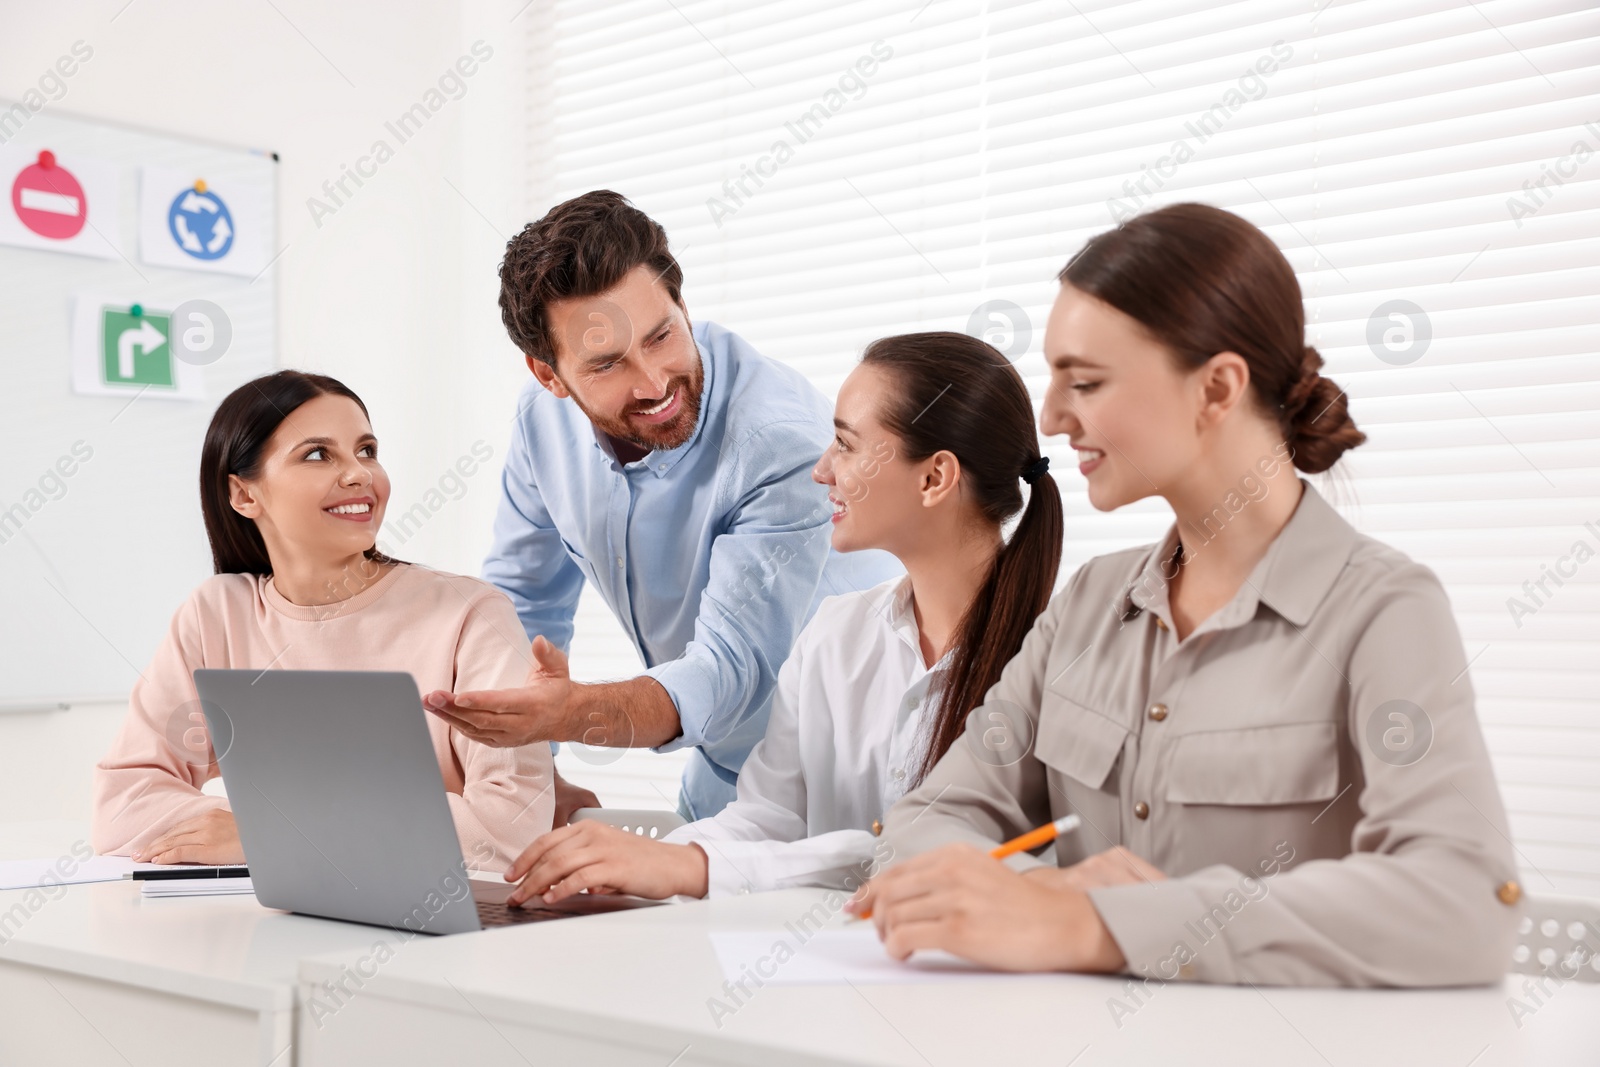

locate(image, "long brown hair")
(199, 370), (391, 575)
(1060, 202), (1365, 473)
(861, 333), (1064, 785)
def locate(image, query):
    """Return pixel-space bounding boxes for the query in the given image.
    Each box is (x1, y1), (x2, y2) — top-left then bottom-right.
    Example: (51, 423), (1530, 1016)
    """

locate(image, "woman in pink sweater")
(92, 371), (554, 868)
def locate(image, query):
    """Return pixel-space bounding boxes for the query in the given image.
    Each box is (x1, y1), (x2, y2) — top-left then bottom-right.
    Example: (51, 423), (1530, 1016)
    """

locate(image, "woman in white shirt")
(501, 330), (1065, 905)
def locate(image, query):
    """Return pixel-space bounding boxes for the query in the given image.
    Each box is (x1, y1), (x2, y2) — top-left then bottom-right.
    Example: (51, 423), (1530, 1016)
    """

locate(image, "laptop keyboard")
(475, 899), (575, 926)
(469, 882), (666, 928)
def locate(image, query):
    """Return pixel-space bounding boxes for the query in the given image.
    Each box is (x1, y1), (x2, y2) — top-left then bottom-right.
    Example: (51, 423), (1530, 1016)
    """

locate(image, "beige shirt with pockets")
(883, 481), (1522, 986)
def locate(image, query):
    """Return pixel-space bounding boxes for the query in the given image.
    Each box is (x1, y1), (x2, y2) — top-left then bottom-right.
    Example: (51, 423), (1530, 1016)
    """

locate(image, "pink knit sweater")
(91, 562), (553, 868)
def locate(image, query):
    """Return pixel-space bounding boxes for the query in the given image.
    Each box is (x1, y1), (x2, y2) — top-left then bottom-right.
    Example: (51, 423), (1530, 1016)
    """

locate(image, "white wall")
(0, 0), (674, 824)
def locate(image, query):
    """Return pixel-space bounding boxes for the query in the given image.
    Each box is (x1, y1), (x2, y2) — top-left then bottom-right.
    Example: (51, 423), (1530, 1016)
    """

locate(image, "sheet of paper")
(0, 146), (124, 261)
(138, 164), (273, 278)
(140, 877), (255, 898)
(709, 926), (1034, 985)
(0, 857), (248, 891)
(70, 292), (206, 401)
(0, 854), (154, 890)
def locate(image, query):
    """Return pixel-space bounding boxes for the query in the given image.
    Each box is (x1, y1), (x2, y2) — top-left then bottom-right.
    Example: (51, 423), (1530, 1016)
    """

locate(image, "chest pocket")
(1035, 691), (1129, 791)
(559, 536), (598, 585)
(1166, 721), (1340, 806)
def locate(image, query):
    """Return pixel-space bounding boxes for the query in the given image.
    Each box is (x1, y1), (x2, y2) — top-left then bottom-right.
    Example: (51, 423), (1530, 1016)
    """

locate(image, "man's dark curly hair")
(498, 189), (685, 368)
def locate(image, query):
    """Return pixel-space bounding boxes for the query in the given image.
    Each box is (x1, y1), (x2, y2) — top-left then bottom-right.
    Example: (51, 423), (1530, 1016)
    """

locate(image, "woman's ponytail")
(913, 461), (1062, 784)
(858, 333), (1064, 787)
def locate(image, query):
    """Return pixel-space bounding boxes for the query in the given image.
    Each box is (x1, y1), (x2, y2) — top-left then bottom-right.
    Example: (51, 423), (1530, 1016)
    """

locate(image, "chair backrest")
(568, 807), (687, 840)
(1511, 895), (1600, 983)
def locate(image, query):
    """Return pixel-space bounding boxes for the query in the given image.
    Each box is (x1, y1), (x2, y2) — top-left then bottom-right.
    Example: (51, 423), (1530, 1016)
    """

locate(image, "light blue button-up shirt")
(483, 320), (901, 818)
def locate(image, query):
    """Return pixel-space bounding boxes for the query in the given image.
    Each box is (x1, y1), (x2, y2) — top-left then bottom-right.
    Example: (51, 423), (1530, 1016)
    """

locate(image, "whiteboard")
(0, 108), (277, 707)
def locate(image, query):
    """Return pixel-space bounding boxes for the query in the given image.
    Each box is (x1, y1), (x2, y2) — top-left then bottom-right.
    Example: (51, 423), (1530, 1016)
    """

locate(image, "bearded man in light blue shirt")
(424, 190), (899, 822)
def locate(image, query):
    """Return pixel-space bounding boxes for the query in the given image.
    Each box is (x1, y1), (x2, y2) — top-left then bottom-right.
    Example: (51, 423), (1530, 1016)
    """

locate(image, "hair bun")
(1283, 345), (1324, 416)
(1282, 345), (1366, 474)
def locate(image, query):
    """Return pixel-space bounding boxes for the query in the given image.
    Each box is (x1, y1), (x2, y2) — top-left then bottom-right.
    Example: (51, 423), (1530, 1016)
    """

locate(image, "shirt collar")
(1119, 480), (1359, 630)
(883, 573), (956, 674)
(885, 573), (920, 651)
(591, 323), (716, 480)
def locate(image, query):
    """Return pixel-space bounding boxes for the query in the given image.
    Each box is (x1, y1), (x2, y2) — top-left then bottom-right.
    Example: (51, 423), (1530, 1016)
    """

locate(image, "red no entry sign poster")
(0, 146), (121, 260)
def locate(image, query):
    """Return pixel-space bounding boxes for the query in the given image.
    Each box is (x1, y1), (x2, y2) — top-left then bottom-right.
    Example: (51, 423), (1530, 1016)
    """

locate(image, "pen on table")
(126, 867), (250, 881)
(854, 813), (1081, 921)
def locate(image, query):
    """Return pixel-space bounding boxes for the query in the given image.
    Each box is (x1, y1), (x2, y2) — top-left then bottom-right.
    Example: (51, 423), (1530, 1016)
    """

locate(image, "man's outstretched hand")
(424, 635), (574, 748)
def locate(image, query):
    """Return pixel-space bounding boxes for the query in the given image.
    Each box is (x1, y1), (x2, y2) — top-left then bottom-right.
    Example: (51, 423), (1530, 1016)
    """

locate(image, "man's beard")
(569, 358), (705, 452)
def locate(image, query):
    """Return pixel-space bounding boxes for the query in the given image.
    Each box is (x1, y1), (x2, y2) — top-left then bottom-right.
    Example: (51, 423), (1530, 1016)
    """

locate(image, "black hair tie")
(1021, 455), (1049, 484)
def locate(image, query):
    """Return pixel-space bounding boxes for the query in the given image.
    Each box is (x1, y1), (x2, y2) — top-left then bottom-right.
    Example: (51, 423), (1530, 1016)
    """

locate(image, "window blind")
(526, 0), (1600, 896)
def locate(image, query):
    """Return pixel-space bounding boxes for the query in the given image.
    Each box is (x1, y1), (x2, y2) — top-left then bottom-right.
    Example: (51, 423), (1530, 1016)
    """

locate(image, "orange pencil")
(990, 813), (1082, 859)
(855, 813), (1081, 920)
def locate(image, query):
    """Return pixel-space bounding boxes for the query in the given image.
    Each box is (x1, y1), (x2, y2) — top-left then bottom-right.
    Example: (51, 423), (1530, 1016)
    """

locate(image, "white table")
(0, 821), (396, 1067)
(296, 887), (1600, 1067)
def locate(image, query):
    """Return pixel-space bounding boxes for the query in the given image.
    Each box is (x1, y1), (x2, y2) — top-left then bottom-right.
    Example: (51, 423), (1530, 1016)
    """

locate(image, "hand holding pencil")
(848, 812), (1128, 973)
(853, 813), (1080, 921)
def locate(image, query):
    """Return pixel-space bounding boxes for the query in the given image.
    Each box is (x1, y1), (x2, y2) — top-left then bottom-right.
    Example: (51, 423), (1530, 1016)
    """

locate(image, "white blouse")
(665, 574), (947, 896)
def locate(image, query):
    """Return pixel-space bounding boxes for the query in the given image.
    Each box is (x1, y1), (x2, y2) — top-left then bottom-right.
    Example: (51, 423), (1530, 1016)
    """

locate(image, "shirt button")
(1155, 616), (1169, 632)
(1148, 703), (1168, 722)
(891, 768), (905, 781)
(1497, 880), (1522, 906)
(658, 463), (667, 471)
(1134, 801), (1150, 820)
(615, 556), (624, 568)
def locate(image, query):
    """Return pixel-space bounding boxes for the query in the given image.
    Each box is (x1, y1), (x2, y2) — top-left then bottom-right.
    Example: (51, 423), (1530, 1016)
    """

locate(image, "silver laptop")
(192, 668), (660, 934)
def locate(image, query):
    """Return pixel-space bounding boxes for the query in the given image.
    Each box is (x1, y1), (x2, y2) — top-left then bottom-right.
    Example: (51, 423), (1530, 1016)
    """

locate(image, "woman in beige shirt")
(853, 203), (1522, 987)
(92, 371), (554, 868)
